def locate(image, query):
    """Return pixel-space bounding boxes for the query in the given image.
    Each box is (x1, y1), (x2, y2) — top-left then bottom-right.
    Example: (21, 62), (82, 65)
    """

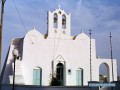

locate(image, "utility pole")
(0, 1), (6, 90)
(89, 30), (92, 81)
(110, 32), (114, 81)
(0, 0), (6, 73)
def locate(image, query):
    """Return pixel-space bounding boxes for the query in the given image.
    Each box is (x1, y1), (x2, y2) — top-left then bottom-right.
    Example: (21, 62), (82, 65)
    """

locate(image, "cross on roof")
(58, 4), (61, 9)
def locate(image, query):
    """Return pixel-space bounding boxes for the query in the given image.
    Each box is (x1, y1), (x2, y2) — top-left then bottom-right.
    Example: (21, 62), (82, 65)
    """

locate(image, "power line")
(13, 0), (47, 38)
(12, 0), (27, 30)
(12, 0), (35, 44)
(54, 31), (62, 59)
(23, 0), (47, 23)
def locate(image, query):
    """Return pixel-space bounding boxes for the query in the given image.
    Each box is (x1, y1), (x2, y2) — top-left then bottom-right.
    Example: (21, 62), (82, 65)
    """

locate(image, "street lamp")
(12, 49), (18, 90)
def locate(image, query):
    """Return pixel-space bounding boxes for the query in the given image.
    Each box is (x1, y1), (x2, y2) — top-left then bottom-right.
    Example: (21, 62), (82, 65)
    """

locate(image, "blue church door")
(76, 68), (83, 86)
(33, 69), (42, 85)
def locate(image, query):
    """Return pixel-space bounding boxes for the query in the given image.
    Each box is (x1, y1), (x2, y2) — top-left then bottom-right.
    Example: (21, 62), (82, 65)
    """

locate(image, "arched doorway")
(53, 13), (58, 28)
(62, 14), (66, 29)
(56, 63), (64, 85)
(99, 63), (109, 82)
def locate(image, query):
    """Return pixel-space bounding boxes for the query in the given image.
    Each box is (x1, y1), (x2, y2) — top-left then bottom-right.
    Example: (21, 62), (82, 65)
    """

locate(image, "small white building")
(2, 7), (117, 86)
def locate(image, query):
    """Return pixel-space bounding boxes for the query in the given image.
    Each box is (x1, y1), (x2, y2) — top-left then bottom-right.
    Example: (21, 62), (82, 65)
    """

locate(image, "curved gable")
(75, 32), (90, 40)
(24, 28), (43, 44)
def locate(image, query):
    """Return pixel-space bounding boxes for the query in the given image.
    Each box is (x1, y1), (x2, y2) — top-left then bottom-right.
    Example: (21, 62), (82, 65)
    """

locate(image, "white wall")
(21, 28), (99, 86)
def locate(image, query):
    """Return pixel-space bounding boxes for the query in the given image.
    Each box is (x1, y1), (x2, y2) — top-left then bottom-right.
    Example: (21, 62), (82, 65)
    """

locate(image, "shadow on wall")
(2, 59), (14, 84)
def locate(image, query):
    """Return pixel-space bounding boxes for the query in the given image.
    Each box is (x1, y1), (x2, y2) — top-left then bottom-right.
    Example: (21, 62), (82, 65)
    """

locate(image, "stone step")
(15, 72), (22, 75)
(9, 75), (25, 84)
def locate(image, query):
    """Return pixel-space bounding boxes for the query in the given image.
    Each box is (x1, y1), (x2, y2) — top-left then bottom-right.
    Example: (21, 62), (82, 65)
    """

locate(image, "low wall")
(1, 85), (98, 90)
(1, 84), (120, 90)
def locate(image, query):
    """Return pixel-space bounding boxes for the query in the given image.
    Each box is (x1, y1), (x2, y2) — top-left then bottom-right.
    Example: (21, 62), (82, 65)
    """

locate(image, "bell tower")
(47, 6), (71, 38)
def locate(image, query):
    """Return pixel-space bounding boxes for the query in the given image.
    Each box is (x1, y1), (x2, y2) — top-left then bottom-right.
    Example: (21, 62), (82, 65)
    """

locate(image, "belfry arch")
(53, 13), (58, 28)
(62, 14), (66, 29)
(99, 63), (110, 82)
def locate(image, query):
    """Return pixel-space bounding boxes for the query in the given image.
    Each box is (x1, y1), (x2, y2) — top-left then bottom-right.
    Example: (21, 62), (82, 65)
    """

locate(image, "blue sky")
(1, 0), (120, 76)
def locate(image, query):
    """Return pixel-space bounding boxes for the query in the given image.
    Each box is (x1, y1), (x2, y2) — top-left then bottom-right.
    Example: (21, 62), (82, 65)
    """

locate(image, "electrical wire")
(12, 0), (27, 30)
(53, 31), (62, 60)
(12, 0), (34, 43)
(23, 0), (47, 23)
(52, 32), (56, 60)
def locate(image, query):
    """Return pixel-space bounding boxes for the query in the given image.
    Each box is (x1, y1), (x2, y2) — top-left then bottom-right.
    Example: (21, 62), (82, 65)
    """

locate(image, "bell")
(62, 19), (65, 25)
(54, 18), (57, 23)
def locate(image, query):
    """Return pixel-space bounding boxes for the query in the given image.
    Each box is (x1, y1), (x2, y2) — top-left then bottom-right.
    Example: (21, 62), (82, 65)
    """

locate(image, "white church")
(2, 7), (117, 86)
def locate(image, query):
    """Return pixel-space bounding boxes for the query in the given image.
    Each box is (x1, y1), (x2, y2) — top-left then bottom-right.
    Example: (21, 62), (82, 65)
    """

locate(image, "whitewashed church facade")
(2, 7), (117, 86)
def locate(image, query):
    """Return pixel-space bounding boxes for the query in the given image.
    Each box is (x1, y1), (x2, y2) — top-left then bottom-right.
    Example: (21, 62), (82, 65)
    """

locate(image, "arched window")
(53, 13), (58, 28)
(62, 14), (66, 29)
(56, 63), (64, 85)
(76, 68), (83, 86)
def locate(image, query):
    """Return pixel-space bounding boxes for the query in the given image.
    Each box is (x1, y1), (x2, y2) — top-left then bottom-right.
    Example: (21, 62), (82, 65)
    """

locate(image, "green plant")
(50, 76), (61, 86)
